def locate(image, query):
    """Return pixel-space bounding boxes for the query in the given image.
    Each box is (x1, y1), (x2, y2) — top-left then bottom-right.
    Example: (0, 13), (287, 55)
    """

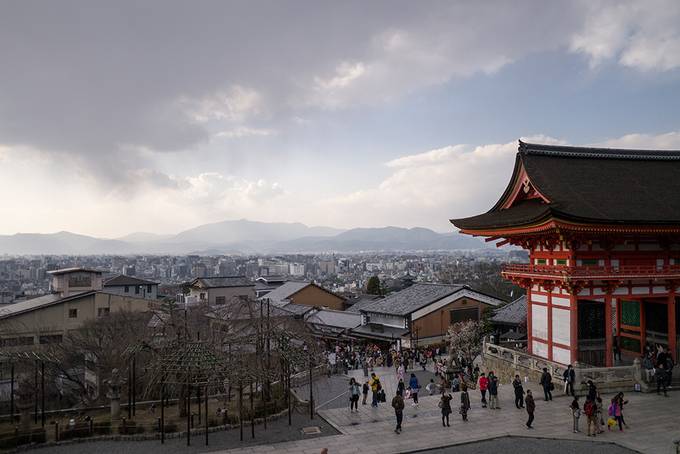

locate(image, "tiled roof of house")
(358, 283), (466, 316)
(191, 276), (253, 288)
(490, 295), (527, 325)
(104, 275), (158, 286)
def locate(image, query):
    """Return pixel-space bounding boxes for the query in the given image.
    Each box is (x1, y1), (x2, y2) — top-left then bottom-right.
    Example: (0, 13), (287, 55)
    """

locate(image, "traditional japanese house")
(451, 141), (680, 367)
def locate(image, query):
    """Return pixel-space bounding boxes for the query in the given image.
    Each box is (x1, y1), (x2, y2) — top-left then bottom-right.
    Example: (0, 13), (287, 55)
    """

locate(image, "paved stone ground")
(414, 436), (638, 454)
(207, 365), (680, 454)
(295, 368), (436, 411)
(31, 407), (338, 454)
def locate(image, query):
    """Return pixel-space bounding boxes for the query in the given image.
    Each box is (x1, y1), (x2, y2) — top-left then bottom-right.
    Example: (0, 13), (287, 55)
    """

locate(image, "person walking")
(569, 396), (581, 433)
(540, 368), (553, 401)
(614, 392), (629, 429)
(391, 390), (405, 434)
(460, 384), (471, 421)
(563, 365), (576, 397)
(657, 362), (669, 396)
(595, 395), (605, 434)
(409, 373), (420, 406)
(348, 378), (361, 412)
(397, 378), (406, 397)
(488, 372), (500, 409)
(362, 380), (369, 405)
(608, 397), (623, 431)
(512, 374), (525, 408)
(440, 391), (453, 427)
(525, 390), (535, 429)
(369, 373), (381, 407)
(478, 372), (489, 408)
(584, 397), (597, 437)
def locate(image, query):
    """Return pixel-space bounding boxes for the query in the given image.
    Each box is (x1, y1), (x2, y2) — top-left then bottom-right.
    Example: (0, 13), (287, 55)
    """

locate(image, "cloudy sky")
(1, 0), (680, 238)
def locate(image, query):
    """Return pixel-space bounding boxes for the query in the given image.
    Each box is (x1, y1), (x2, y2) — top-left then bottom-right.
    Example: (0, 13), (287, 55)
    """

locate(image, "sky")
(1, 0), (680, 238)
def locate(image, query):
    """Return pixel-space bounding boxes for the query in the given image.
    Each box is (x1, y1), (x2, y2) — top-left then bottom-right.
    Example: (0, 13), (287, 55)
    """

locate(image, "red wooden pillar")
(668, 290), (677, 360)
(604, 294), (613, 367)
(547, 289), (553, 361)
(570, 295), (578, 364)
(640, 299), (647, 355)
(526, 285), (533, 354)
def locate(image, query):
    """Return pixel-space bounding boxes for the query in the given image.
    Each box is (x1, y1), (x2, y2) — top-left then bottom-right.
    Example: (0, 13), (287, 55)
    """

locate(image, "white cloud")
(570, 0), (680, 71)
(182, 85), (265, 123)
(593, 131), (680, 149)
(214, 127), (277, 139)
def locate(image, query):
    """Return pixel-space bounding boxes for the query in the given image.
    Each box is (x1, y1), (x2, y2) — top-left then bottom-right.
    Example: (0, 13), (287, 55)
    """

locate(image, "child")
(362, 381), (369, 405)
(569, 396), (581, 433)
(426, 378), (437, 396)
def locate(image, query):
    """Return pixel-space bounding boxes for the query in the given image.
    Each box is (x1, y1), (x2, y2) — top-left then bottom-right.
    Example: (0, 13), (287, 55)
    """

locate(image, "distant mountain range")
(0, 220), (488, 255)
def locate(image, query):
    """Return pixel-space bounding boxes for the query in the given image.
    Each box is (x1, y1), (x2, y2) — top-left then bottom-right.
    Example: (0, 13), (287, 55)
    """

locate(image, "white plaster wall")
(531, 293), (548, 304)
(533, 341), (548, 359)
(552, 296), (570, 308)
(552, 346), (571, 365)
(552, 308), (570, 346)
(532, 304), (548, 340)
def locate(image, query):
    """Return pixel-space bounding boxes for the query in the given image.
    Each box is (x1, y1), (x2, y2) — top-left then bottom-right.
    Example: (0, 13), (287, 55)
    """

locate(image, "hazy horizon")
(2, 1), (680, 237)
(1, 219), (457, 240)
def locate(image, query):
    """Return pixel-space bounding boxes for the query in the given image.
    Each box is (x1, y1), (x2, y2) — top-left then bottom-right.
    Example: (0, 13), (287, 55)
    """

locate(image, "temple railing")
(502, 263), (680, 281)
(483, 341), (566, 381)
(483, 341), (645, 391)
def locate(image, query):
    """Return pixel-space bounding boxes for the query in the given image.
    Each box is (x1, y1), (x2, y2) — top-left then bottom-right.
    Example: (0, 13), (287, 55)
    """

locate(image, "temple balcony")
(502, 263), (680, 282)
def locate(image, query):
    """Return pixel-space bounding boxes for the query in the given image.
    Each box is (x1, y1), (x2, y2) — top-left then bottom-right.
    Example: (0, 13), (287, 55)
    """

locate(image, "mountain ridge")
(0, 220), (487, 255)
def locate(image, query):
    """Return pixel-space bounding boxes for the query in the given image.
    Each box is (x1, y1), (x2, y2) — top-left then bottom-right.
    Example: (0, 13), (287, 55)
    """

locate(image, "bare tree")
(446, 319), (485, 368)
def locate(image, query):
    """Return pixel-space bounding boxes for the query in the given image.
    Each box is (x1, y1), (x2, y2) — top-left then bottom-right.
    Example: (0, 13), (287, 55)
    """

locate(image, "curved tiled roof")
(490, 295), (526, 325)
(452, 141), (680, 230)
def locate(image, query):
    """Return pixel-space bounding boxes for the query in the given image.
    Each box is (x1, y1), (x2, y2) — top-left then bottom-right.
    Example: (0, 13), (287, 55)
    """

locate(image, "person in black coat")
(512, 374), (525, 408)
(563, 365), (576, 397)
(540, 368), (553, 401)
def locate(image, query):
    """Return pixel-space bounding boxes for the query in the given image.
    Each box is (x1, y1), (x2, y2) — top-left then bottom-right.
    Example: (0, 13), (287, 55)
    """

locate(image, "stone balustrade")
(482, 340), (644, 393)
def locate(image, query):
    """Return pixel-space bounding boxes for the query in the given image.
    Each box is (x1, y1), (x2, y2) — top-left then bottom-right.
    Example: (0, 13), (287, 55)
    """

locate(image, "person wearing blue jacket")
(409, 373), (420, 406)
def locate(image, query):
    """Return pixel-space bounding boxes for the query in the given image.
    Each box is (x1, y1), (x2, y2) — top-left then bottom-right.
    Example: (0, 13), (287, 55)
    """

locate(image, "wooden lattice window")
(621, 300), (640, 327)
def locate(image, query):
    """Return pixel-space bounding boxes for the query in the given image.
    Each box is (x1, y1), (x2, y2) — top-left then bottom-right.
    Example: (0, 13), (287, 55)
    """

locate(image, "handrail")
(502, 263), (680, 279)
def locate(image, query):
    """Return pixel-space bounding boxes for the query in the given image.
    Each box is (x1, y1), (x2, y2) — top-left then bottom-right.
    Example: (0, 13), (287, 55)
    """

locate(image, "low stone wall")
(481, 341), (643, 396)
(482, 354), (556, 387)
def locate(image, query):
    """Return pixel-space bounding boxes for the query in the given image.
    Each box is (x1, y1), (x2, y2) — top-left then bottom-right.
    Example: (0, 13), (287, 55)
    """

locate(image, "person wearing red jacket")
(478, 372), (489, 408)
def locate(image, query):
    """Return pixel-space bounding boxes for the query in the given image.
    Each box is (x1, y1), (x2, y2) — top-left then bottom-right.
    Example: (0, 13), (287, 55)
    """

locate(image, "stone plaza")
(212, 365), (680, 454)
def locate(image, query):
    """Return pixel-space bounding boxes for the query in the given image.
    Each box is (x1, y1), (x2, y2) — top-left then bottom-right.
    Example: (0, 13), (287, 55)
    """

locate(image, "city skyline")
(2, 1), (680, 237)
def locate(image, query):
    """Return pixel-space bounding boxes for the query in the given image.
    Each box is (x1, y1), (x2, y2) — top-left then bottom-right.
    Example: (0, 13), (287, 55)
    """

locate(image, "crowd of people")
(323, 340), (676, 439)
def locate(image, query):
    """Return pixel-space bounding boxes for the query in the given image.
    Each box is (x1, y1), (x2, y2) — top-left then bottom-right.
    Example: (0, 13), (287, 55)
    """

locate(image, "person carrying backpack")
(369, 373), (381, 407)
(409, 373), (420, 406)
(584, 397), (597, 436)
(391, 390), (405, 434)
